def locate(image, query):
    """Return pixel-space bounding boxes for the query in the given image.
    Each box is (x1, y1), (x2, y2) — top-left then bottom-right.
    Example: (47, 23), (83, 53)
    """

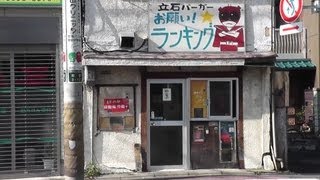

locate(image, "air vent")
(120, 36), (134, 48)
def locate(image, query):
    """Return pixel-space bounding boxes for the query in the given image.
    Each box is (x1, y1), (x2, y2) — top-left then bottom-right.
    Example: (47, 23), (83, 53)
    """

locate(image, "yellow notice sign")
(0, 0), (61, 6)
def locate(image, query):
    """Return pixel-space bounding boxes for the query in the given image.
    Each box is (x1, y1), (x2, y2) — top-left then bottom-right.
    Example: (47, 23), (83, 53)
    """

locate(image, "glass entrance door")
(147, 79), (187, 171)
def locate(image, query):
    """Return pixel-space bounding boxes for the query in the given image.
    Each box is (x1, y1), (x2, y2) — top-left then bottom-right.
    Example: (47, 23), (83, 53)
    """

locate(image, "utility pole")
(62, 0), (84, 179)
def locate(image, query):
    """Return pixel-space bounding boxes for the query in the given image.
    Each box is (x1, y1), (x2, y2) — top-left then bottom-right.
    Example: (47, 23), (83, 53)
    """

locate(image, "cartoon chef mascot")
(213, 5), (244, 51)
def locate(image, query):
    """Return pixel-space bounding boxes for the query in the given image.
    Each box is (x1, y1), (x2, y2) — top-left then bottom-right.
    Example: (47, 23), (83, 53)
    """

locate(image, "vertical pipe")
(62, 0), (84, 179)
(271, 0), (275, 52)
(271, 0), (278, 161)
(270, 68), (278, 170)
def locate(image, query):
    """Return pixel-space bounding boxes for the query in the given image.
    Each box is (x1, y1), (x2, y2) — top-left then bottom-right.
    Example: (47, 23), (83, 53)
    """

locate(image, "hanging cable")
(84, 37), (147, 54)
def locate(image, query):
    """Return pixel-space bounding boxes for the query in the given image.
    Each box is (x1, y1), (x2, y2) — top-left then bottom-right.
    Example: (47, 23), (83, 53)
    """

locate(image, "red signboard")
(104, 98), (129, 113)
(279, 0), (303, 23)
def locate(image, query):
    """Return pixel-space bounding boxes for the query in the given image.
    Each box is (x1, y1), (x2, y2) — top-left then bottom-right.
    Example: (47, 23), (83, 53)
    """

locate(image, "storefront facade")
(0, 1), (61, 174)
(83, 0), (276, 173)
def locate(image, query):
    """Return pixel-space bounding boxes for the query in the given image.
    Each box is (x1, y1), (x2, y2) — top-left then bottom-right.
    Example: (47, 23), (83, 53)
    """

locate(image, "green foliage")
(295, 106), (305, 123)
(85, 162), (102, 179)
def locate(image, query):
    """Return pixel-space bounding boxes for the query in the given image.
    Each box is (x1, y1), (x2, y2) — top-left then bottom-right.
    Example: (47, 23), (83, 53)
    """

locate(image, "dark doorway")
(287, 70), (320, 173)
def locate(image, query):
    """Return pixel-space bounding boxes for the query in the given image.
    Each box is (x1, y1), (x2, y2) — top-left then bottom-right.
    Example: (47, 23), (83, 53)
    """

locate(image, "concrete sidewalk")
(1, 169), (287, 180)
(94, 169), (280, 180)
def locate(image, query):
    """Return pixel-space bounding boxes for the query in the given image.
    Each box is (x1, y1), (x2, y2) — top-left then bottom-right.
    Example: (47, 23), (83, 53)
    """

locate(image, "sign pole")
(62, 0), (84, 179)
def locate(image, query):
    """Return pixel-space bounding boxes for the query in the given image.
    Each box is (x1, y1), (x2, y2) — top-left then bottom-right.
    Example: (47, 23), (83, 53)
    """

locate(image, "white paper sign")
(279, 22), (303, 36)
(163, 88), (172, 101)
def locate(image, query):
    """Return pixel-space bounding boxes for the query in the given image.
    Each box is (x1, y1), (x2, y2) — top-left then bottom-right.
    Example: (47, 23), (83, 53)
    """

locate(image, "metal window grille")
(0, 52), (59, 173)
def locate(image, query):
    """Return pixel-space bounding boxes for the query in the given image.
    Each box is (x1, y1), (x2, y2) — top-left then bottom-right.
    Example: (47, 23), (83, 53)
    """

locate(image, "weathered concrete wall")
(245, 0), (272, 52)
(243, 67), (272, 169)
(84, 66), (142, 172)
(84, 0), (272, 52)
(84, 66), (274, 170)
(83, 85), (93, 165)
(84, 0), (148, 51)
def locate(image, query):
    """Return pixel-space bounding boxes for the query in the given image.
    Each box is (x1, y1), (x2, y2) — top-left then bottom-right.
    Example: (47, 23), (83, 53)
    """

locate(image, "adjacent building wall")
(302, 1), (320, 89)
(302, 1), (320, 137)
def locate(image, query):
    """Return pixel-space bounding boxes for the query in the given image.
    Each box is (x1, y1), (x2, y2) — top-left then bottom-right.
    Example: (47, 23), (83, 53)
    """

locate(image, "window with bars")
(0, 52), (59, 172)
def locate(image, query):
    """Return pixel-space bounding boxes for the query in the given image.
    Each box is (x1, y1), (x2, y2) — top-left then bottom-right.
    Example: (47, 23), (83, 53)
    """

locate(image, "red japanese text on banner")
(104, 98), (129, 113)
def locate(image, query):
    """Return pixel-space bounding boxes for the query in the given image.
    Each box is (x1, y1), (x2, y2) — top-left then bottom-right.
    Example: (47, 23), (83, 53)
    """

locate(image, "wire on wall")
(83, 37), (147, 54)
(80, 0), (148, 54)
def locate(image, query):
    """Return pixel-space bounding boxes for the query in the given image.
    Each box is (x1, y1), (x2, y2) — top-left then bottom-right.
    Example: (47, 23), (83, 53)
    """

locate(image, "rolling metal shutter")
(0, 52), (59, 173)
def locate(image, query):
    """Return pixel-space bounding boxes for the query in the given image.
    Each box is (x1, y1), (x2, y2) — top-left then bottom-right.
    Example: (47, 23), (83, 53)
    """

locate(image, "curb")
(94, 169), (274, 180)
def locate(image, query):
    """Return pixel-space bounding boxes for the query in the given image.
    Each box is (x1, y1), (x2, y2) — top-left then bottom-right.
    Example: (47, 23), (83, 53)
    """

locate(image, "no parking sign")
(279, 0), (303, 23)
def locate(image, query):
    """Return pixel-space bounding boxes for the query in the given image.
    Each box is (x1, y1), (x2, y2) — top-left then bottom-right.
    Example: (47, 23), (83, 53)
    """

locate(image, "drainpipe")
(269, 0), (279, 171)
(271, 0), (275, 53)
(270, 68), (279, 171)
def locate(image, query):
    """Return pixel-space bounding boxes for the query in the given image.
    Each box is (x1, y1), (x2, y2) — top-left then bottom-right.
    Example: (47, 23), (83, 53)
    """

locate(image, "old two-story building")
(82, 0), (280, 173)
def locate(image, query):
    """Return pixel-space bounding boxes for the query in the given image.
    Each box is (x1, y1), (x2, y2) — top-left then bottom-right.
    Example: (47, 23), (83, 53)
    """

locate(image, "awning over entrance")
(83, 51), (276, 66)
(275, 59), (316, 70)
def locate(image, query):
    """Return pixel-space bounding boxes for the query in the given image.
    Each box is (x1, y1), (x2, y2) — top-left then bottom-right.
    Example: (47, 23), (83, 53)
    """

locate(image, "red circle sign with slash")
(280, 0), (303, 23)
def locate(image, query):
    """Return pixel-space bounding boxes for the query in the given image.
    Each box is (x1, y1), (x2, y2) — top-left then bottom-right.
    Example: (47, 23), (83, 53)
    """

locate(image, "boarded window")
(190, 80), (208, 119)
(97, 86), (136, 131)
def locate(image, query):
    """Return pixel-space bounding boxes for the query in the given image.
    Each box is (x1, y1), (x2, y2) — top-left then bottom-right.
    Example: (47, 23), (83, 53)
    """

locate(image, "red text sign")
(104, 98), (129, 113)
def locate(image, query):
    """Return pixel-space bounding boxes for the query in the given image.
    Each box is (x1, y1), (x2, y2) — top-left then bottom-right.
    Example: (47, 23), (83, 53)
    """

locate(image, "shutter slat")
(0, 52), (58, 172)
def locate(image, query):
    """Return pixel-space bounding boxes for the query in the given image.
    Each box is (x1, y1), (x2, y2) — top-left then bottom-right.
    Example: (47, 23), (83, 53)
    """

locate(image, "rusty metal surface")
(63, 103), (84, 178)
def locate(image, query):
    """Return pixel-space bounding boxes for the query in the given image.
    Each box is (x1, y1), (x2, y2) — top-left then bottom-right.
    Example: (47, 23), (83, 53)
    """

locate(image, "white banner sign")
(279, 22), (303, 36)
(149, 3), (245, 52)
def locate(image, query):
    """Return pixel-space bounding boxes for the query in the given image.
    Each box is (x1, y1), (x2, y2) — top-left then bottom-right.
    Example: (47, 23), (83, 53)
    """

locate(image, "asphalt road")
(171, 175), (320, 180)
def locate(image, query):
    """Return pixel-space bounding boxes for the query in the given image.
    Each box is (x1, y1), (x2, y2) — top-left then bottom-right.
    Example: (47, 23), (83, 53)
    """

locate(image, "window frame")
(189, 78), (238, 121)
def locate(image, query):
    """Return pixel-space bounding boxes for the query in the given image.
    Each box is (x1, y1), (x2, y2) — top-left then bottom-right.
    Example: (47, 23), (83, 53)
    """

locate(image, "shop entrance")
(146, 78), (239, 171)
(147, 79), (187, 171)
